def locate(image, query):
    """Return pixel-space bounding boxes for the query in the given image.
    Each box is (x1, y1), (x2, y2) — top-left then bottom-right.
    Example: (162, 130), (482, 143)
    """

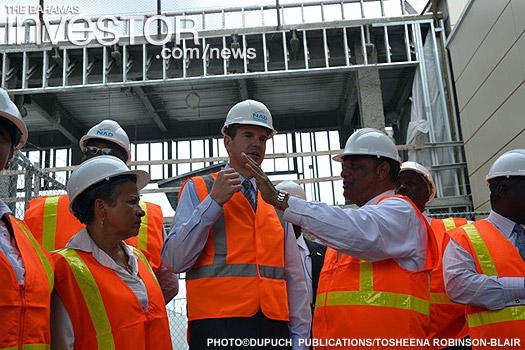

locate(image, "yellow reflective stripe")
(430, 292), (455, 305)
(463, 224), (498, 277)
(360, 260), (373, 291)
(13, 219), (54, 293)
(132, 247), (158, 283)
(467, 306), (525, 328)
(316, 293), (326, 308)
(137, 201), (148, 251)
(442, 218), (457, 231)
(56, 249), (115, 350)
(318, 260), (430, 315)
(22, 345), (51, 350)
(42, 196), (60, 251)
(325, 290), (430, 315)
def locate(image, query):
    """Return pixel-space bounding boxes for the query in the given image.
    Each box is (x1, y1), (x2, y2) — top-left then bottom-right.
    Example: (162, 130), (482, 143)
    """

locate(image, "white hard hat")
(0, 88), (27, 152)
(400, 161), (436, 201)
(485, 149), (525, 184)
(276, 180), (306, 200)
(67, 155), (149, 212)
(79, 120), (132, 165)
(333, 128), (401, 164)
(221, 99), (276, 138)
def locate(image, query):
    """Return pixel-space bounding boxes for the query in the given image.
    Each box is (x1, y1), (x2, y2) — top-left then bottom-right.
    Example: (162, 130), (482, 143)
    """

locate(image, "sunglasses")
(83, 146), (121, 157)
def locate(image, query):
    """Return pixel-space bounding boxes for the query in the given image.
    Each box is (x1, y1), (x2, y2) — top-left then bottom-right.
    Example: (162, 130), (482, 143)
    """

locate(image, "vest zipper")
(18, 284), (26, 350)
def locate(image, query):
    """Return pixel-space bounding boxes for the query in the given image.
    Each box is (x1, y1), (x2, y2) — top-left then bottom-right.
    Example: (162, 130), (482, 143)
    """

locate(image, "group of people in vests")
(0, 86), (524, 350)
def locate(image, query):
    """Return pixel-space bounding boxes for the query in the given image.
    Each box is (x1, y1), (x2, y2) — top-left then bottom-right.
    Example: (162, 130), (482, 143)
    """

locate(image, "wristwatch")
(275, 190), (289, 211)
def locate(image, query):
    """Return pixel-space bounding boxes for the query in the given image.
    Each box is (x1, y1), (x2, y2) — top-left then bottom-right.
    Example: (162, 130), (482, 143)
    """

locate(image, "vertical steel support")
(123, 45), (128, 82)
(404, 24), (411, 62)
(62, 48), (67, 87)
(223, 36), (228, 74)
(142, 43), (148, 80)
(343, 28), (350, 66)
(22, 52), (28, 90)
(323, 28), (329, 68)
(42, 50), (48, 88)
(360, 25), (368, 65)
(102, 46), (108, 85)
(383, 25), (391, 63)
(202, 38), (207, 77)
(243, 34), (248, 73)
(82, 47), (88, 85)
(282, 31), (288, 71)
(303, 30), (309, 69)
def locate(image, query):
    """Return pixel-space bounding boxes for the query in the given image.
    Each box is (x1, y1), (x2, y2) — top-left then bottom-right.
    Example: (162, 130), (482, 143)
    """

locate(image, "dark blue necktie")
(242, 179), (257, 212)
(514, 224), (525, 262)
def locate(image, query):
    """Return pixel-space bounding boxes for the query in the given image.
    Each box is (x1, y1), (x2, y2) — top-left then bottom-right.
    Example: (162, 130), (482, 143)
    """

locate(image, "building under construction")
(3, 0), (519, 347)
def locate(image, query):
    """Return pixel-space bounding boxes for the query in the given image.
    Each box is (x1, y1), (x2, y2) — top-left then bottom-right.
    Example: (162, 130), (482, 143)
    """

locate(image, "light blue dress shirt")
(443, 210), (525, 310)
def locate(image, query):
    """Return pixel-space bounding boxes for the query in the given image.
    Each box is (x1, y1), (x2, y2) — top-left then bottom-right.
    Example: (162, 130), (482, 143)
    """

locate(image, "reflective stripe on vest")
(42, 196), (60, 251)
(316, 260), (430, 315)
(186, 175), (285, 281)
(12, 217), (54, 293)
(463, 224), (525, 327)
(137, 201), (148, 251)
(55, 249), (116, 350)
(442, 218), (457, 232)
(430, 292), (457, 305)
(0, 345), (51, 350)
(132, 247), (158, 283)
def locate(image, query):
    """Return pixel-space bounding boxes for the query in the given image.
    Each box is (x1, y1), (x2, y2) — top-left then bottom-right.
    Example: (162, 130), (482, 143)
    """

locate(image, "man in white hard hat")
(243, 127), (438, 347)
(276, 180), (326, 313)
(162, 100), (310, 349)
(24, 120), (178, 303)
(443, 149), (525, 348)
(396, 161), (469, 349)
(0, 88), (54, 349)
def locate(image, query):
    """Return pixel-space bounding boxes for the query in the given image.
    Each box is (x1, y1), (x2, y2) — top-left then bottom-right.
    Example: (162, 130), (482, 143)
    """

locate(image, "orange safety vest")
(186, 174), (289, 321)
(25, 194), (165, 271)
(0, 215), (54, 350)
(52, 247), (172, 350)
(449, 220), (525, 349)
(313, 195), (438, 349)
(429, 217), (469, 349)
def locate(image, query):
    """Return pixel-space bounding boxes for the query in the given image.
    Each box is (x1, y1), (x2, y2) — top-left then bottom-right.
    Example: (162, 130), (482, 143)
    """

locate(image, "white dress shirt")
(51, 228), (152, 349)
(283, 190), (429, 271)
(443, 210), (525, 310)
(162, 165), (311, 350)
(0, 199), (25, 283)
(296, 234), (313, 306)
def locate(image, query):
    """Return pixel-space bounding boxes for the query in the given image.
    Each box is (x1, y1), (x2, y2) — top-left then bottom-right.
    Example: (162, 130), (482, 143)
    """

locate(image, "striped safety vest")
(52, 247), (172, 350)
(429, 217), (469, 349)
(449, 220), (525, 349)
(185, 174), (289, 322)
(0, 216), (54, 350)
(313, 195), (438, 349)
(25, 194), (165, 270)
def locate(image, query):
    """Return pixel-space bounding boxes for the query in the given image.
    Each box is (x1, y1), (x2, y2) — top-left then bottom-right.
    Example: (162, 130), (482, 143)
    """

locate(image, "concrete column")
(354, 37), (386, 131)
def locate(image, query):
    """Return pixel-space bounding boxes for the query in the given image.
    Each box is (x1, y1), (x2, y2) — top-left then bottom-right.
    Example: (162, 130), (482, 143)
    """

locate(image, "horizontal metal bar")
(430, 162), (467, 171)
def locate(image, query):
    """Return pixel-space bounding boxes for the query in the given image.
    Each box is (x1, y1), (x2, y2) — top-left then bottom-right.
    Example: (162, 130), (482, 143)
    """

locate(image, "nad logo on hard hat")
(96, 129), (114, 138)
(252, 111), (268, 123)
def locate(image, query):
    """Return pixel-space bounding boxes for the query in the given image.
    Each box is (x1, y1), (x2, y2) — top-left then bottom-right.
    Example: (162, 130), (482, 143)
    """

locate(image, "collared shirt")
(296, 234), (313, 306)
(162, 165), (311, 350)
(443, 210), (525, 310)
(0, 199), (25, 284)
(283, 190), (429, 271)
(51, 228), (152, 349)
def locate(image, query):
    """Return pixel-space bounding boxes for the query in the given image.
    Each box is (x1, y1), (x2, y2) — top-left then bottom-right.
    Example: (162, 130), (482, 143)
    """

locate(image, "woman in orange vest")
(0, 87), (54, 349)
(50, 156), (172, 349)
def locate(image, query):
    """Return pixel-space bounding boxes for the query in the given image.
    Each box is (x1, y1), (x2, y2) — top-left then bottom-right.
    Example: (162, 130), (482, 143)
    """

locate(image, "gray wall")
(447, 0), (525, 211)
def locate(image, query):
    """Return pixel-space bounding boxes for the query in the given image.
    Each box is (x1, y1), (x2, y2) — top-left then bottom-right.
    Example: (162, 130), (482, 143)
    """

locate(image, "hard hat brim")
(333, 152), (402, 165)
(221, 122), (276, 138)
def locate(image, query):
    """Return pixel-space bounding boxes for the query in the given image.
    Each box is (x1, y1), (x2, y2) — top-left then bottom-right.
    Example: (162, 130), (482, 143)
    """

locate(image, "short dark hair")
(224, 123), (271, 139)
(71, 174), (136, 225)
(0, 118), (21, 148)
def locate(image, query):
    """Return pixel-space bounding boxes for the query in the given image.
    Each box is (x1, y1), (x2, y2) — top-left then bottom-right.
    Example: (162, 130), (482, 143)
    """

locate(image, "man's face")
(224, 125), (269, 169)
(341, 156), (382, 207)
(0, 126), (14, 171)
(504, 177), (525, 224)
(395, 171), (431, 212)
(81, 139), (127, 164)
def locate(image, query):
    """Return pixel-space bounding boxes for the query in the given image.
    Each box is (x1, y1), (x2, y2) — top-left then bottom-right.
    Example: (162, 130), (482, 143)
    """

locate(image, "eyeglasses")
(83, 146), (121, 157)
